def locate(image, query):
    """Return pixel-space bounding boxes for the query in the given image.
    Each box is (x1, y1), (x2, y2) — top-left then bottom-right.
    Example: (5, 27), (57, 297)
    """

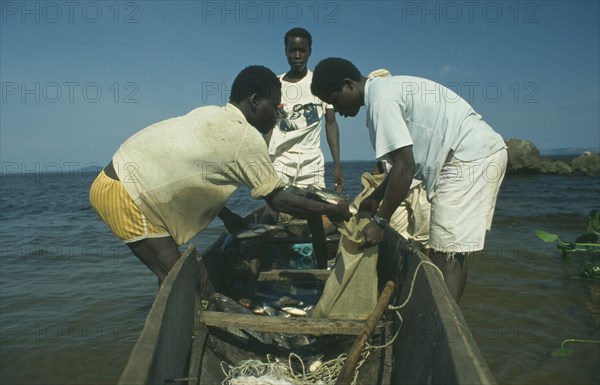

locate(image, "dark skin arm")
(359, 145), (415, 248)
(324, 109), (344, 192)
(266, 189), (351, 223)
(218, 206), (250, 233)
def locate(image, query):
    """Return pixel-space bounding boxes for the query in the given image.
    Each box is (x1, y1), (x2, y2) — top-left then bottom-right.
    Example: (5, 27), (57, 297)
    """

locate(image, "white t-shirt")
(364, 76), (506, 198)
(268, 71), (331, 157)
(112, 103), (286, 245)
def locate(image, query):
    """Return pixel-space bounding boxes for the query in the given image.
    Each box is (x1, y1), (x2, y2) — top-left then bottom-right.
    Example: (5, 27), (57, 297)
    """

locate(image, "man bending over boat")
(89, 65), (351, 285)
(310, 58), (507, 302)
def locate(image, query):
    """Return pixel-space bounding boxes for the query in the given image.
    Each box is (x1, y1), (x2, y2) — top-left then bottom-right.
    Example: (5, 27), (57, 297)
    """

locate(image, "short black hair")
(284, 27), (312, 50)
(311, 57), (362, 99)
(230, 65), (281, 103)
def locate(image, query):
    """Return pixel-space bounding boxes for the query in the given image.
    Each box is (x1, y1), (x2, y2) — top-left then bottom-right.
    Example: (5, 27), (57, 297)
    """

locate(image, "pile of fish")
(211, 293), (315, 350)
(252, 296), (313, 318)
(212, 293), (313, 318)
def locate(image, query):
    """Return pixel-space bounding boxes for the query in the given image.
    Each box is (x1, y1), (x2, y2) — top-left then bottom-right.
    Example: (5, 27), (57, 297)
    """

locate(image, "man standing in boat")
(89, 65), (350, 285)
(310, 58), (507, 302)
(263, 27), (344, 224)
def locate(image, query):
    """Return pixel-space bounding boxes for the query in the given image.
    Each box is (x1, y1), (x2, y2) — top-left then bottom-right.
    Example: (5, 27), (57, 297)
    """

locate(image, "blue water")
(1, 162), (599, 384)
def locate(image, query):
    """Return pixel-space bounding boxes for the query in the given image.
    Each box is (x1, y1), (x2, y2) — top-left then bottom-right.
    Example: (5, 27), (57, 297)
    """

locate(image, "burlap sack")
(312, 173), (382, 320)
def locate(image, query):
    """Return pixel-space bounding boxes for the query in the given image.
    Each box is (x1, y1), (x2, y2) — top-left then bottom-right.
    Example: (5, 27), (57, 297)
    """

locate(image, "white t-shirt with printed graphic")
(269, 71), (331, 157)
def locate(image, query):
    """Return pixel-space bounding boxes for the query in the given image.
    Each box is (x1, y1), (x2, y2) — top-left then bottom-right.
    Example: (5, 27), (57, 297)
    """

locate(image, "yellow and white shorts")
(89, 171), (170, 243)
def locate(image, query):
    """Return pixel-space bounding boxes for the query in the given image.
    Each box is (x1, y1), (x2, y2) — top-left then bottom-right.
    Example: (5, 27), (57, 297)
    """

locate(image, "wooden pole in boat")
(334, 281), (395, 385)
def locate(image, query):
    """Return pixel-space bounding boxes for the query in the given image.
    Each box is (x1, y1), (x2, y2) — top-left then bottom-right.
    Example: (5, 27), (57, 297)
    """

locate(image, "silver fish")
(283, 185), (356, 214)
(211, 293), (252, 315)
(262, 305), (279, 317)
(235, 224), (284, 239)
(283, 185), (348, 204)
(306, 185), (350, 205)
(252, 306), (266, 315)
(282, 307), (307, 317)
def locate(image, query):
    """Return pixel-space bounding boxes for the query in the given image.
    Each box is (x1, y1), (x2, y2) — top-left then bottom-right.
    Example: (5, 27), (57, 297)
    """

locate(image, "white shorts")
(429, 149), (507, 254)
(271, 151), (325, 188)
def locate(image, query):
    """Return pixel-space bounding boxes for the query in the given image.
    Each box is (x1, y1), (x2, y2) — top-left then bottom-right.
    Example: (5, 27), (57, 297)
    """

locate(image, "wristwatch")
(373, 214), (389, 228)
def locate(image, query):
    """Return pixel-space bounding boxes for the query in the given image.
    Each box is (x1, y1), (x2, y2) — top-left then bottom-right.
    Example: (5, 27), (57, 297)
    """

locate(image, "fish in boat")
(211, 292), (314, 350)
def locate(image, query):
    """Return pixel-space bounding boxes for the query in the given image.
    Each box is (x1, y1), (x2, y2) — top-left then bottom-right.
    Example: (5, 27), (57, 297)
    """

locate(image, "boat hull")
(119, 211), (495, 385)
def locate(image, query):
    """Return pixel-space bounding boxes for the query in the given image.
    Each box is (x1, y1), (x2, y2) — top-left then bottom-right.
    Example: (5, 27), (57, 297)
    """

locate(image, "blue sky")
(1, 0), (599, 170)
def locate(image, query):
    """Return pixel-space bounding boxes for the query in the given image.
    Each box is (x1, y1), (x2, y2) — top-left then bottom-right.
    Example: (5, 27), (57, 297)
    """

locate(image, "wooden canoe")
(118, 209), (496, 385)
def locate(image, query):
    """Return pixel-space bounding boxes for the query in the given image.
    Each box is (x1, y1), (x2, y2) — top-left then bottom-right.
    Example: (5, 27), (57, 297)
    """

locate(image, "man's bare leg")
(428, 251), (468, 303)
(127, 236), (181, 286)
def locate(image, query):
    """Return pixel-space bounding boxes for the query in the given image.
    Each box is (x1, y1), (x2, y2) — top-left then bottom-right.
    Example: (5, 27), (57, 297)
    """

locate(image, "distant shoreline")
(1, 147), (599, 176)
(539, 148), (600, 159)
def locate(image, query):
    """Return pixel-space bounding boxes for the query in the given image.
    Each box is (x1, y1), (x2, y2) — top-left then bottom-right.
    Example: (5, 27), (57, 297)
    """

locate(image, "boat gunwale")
(381, 231), (497, 385)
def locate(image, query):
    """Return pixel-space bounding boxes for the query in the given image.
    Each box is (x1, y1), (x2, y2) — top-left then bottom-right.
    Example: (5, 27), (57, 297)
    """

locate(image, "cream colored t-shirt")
(112, 103), (285, 245)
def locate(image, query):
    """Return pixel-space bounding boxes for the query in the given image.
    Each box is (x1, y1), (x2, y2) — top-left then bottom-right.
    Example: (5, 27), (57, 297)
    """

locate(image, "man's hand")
(359, 221), (385, 249)
(327, 200), (351, 223)
(358, 195), (380, 215)
(333, 167), (345, 193)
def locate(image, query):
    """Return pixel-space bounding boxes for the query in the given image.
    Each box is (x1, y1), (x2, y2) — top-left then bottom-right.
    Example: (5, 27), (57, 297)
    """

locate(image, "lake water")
(1, 161), (599, 384)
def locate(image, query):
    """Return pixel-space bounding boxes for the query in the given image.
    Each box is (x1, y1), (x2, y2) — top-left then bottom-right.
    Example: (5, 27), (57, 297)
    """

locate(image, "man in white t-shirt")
(263, 28), (344, 224)
(265, 28), (344, 222)
(90, 65), (350, 285)
(269, 28), (344, 191)
(311, 58), (507, 302)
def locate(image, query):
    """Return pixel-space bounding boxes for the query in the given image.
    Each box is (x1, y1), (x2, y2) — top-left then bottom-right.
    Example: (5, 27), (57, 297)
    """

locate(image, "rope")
(222, 351), (371, 385)
(367, 260), (443, 350)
